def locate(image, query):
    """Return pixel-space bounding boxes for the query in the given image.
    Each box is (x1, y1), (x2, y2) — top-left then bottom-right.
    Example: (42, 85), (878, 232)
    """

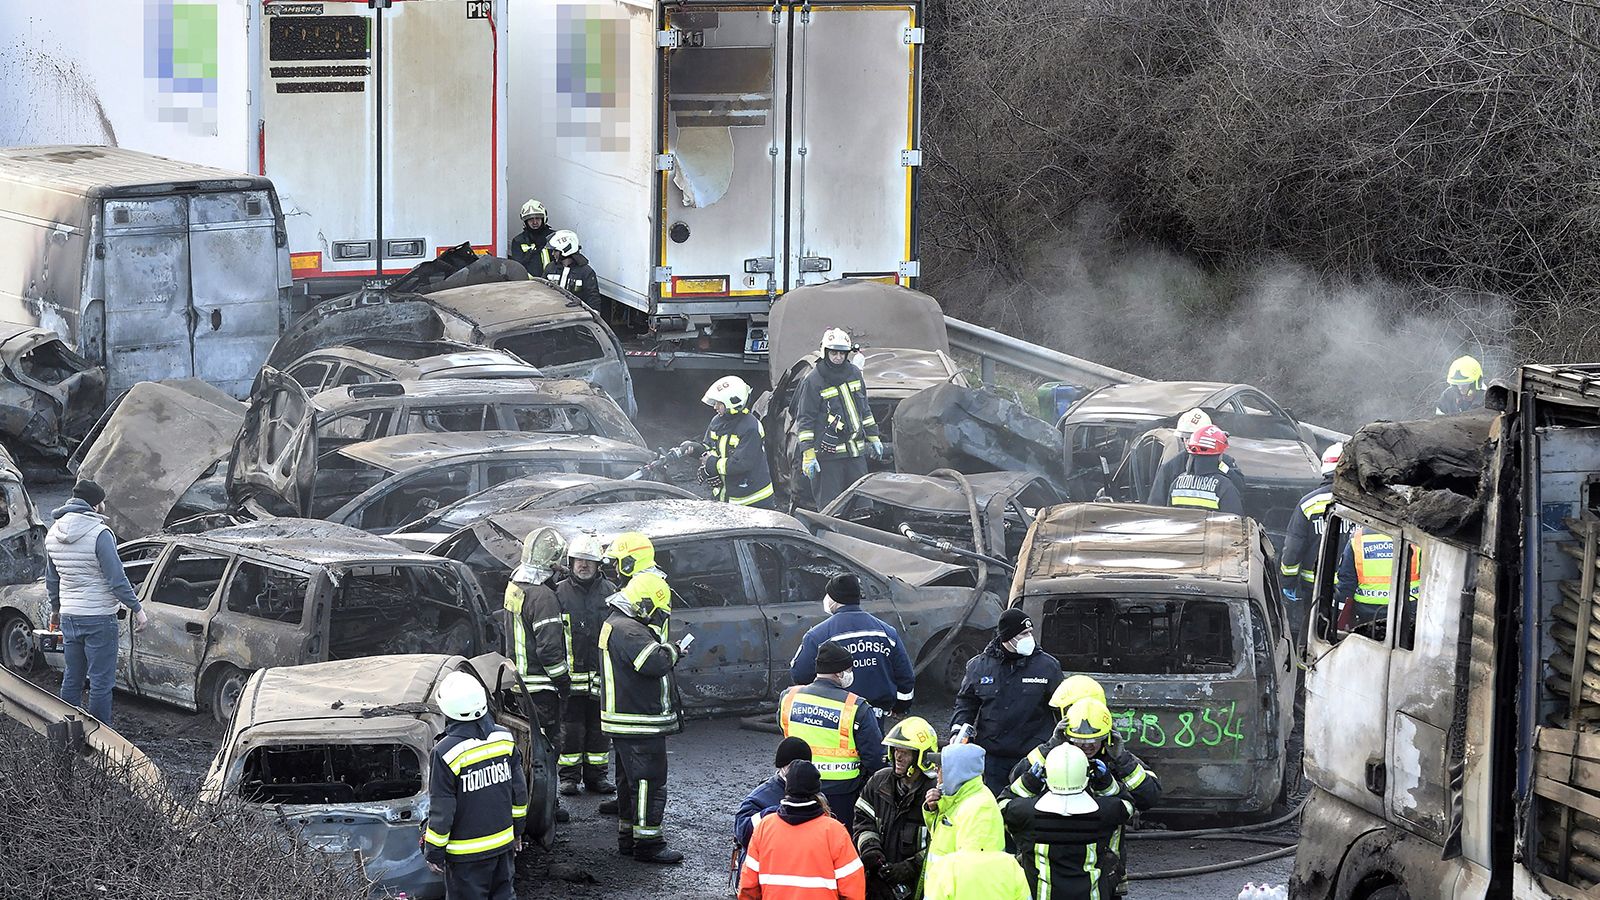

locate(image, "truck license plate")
(746, 337), (769, 354)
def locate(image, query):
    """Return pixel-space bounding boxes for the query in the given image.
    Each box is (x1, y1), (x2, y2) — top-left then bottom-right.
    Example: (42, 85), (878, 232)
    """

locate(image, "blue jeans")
(60, 614), (119, 725)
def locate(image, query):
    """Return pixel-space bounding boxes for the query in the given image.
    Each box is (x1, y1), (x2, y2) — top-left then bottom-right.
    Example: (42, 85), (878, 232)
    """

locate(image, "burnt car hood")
(267, 292), (447, 370)
(826, 471), (1056, 517)
(228, 367), (316, 517)
(0, 325), (107, 453)
(1144, 427), (1319, 487)
(812, 529), (971, 587)
(892, 384), (1064, 487)
(768, 280), (949, 380)
(74, 380), (245, 537)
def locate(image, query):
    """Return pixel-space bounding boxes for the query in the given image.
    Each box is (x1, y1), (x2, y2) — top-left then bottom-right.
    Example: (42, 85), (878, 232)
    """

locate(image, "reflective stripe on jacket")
(780, 684), (863, 781)
(795, 360), (879, 459)
(503, 580), (566, 691)
(1280, 480), (1332, 585)
(705, 407), (775, 505)
(599, 611), (682, 736)
(739, 812), (868, 900)
(423, 716), (528, 864)
(553, 575), (615, 698)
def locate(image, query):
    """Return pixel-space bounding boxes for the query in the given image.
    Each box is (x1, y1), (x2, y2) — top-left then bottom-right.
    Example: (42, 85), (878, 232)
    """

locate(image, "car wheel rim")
(219, 674), (245, 718)
(2, 618), (30, 670)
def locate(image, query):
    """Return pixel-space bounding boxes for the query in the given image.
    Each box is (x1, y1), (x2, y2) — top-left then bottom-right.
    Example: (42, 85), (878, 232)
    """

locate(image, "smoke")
(939, 207), (1513, 434)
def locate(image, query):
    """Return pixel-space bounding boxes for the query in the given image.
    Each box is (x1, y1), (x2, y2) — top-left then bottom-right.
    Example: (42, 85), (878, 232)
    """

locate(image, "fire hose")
(1123, 795), (1308, 880)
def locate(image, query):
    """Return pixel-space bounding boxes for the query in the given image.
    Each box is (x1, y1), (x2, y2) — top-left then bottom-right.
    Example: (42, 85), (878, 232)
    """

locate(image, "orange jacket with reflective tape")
(739, 809), (867, 900)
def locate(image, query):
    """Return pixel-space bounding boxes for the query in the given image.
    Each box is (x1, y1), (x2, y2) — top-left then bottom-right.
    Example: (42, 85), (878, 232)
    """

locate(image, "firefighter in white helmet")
(794, 328), (883, 508)
(542, 229), (602, 311)
(699, 375), (775, 509)
(1145, 408), (1246, 505)
(510, 199), (556, 274)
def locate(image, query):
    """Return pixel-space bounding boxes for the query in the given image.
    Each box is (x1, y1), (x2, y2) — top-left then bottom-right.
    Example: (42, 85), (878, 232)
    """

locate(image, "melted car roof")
(1022, 502), (1251, 584)
(234, 654), (458, 727)
(478, 499), (803, 553)
(199, 518), (449, 565)
(1063, 382), (1232, 423)
(424, 280), (592, 329)
(335, 431), (649, 471)
(312, 377), (605, 411)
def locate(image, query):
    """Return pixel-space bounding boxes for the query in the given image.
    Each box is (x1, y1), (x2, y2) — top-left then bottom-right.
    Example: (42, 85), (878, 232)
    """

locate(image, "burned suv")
(1010, 501), (1295, 815)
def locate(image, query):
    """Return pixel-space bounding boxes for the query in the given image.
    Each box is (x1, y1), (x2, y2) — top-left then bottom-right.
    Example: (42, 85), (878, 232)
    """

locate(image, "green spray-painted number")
(1110, 702), (1248, 752)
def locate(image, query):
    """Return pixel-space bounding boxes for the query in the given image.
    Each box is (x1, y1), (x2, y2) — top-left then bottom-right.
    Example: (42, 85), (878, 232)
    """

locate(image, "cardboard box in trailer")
(0, 0), (506, 303)
(507, 0), (923, 368)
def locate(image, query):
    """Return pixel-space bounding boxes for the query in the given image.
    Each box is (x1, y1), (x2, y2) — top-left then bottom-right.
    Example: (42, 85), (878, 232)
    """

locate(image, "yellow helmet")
(619, 572), (671, 619)
(1064, 697), (1114, 741)
(882, 716), (939, 774)
(1447, 355), (1483, 388)
(1050, 675), (1106, 717)
(606, 532), (656, 578)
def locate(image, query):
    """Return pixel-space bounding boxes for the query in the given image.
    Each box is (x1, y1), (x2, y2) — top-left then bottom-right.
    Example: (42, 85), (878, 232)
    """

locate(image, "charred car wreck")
(0, 323), (106, 462)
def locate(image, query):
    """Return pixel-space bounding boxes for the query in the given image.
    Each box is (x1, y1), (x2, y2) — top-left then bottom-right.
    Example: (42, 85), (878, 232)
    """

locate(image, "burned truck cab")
(1011, 502), (1296, 816)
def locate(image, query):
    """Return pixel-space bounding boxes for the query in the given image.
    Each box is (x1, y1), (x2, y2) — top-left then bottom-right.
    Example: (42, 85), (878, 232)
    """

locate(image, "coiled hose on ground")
(1123, 795), (1307, 880)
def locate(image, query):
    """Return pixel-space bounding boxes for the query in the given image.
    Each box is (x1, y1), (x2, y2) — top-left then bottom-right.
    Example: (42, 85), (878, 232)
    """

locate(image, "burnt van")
(0, 146), (291, 397)
(1011, 501), (1296, 815)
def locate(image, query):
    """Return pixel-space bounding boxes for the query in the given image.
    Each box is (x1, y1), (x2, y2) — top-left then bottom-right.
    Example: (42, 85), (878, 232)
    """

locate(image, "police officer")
(1152, 425), (1244, 514)
(510, 199), (555, 274)
(853, 716), (939, 900)
(789, 574), (915, 716)
(1436, 355), (1484, 415)
(543, 229), (603, 311)
(700, 375), (775, 509)
(796, 328), (883, 509)
(1000, 743), (1132, 900)
(423, 671), (528, 900)
(600, 572), (689, 864)
(950, 608), (1063, 796)
(555, 533), (617, 796)
(1145, 408), (1245, 504)
(779, 641), (886, 831)
(1334, 526), (1419, 637)
(1280, 442), (1343, 643)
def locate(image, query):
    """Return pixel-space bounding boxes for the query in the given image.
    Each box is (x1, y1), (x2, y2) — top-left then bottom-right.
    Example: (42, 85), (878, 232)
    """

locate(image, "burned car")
(198, 653), (558, 899)
(756, 280), (968, 508)
(429, 500), (1003, 705)
(1010, 502), (1295, 815)
(282, 340), (543, 392)
(1058, 381), (1322, 540)
(0, 444), (48, 668)
(2, 519), (498, 722)
(387, 472), (700, 551)
(0, 323), (107, 461)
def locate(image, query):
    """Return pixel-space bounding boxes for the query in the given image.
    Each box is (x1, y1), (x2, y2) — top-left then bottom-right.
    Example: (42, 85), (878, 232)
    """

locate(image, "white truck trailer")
(506, 0), (924, 369)
(0, 0), (506, 305)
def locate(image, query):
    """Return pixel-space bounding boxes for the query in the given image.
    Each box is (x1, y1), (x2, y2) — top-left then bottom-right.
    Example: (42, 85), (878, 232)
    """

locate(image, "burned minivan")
(1011, 502), (1295, 815)
(199, 653), (558, 900)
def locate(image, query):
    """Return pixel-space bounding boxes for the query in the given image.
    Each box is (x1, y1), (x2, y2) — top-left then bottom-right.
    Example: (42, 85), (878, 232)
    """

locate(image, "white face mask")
(823, 597), (843, 616)
(838, 670), (855, 690)
(1013, 635), (1037, 657)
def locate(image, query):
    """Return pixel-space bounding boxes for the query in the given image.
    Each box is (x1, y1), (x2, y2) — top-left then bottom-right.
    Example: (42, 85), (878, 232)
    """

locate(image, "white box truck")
(0, 0), (507, 304)
(506, 0), (924, 369)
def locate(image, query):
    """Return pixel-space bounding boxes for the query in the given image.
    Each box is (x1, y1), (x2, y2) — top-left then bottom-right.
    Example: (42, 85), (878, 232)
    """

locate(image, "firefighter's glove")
(867, 438), (884, 460)
(554, 674), (572, 699)
(1087, 757), (1113, 792)
(883, 858), (922, 885)
(860, 849), (887, 872)
(803, 450), (820, 480)
(1029, 759), (1047, 783)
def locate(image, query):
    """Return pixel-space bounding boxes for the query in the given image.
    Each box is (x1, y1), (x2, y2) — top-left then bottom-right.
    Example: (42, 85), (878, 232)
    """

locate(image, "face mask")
(1014, 635), (1037, 656)
(838, 670), (855, 690)
(823, 597), (842, 616)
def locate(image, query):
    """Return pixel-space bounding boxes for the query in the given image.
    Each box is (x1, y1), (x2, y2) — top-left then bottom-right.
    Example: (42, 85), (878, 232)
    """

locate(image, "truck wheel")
(205, 665), (249, 726)
(1366, 887), (1407, 900)
(1, 612), (34, 672)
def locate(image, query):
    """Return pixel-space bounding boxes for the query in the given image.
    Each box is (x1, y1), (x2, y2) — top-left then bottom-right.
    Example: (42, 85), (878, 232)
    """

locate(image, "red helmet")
(1186, 425), (1229, 456)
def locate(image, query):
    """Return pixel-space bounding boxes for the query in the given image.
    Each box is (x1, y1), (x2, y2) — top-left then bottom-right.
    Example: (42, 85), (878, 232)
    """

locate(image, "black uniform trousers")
(615, 736), (669, 853)
(444, 849), (514, 900)
(814, 453), (868, 509)
(529, 691), (563, 749)
(560, 695), (611, 783)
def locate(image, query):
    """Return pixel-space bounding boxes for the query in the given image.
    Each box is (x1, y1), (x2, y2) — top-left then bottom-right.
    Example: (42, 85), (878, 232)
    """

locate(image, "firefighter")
(1002, 675), (1124, 800)
(1334, 526), (1419, 637)
(423, 671), (528, 900)
(604, 532), (670, 639)
(1152, 425), (1244, 514)
(1145, 408), (1245, 504)
(738, 760), (868, 900)
(1281, 442), (1344, 644)
(852, 715), (939, 900)
(796, 327), (883, 509)
(555, 533), (617, 796)
(501, 526), (570, 822)
(790, 574), (916, 717)
(1000, 743), (1133, 900)
(509, 199), (555, 274)
(950, 607), (1063, 796)
(778, 641), (886, 831)
(922, 742), (1030, 899)
(542, 229), (603, 311)
(1047, 697), (1160, 898)
(1436, 355), (1484, 415)
(599, 572), (689, 864)
(700, 374), (775, 509)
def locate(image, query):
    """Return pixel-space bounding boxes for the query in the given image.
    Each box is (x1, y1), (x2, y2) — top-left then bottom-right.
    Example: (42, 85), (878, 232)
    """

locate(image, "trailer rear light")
(289, 252), (323, 274)
(385, 239), (424, 258)
(671, 275), (729, 296)
(333, 241), (372, 260)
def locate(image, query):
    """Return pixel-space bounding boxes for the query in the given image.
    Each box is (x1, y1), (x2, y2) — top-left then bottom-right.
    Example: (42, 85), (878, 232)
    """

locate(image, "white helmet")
(520, 199), (547, 220)
(436, 671), (489, 722)
(1320, 442), (1344, 477)
(702, 375), (751, 411)
(548, 229), (580, 258)
(568, 532), (607, 563)
(1175, 408), (1212, 438)
(820, 328), (853, 353)
(513, 526), (567, 584)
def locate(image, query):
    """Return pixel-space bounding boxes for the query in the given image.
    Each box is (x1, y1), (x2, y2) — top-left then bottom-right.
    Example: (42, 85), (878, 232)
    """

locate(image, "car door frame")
(111, 538), (173, 696)
(651, 535), (771, 706)
(129, 541), (233, 709)
(198, 551), (321, 697)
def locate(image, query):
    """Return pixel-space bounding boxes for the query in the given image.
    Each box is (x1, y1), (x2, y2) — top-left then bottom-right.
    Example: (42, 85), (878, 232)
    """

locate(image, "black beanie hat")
(784, 760), (822, 799)
(775, 736), (812, 768)
(815, 641), (853, 676)
(72, 479), (106, 508)
(997, 607), (1031, 643)
(825, 573), (862, 605)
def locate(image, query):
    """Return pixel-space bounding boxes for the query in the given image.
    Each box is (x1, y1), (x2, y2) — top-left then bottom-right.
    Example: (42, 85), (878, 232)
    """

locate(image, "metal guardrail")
(945, 316), (1350, 446)
(0, 664), (169, 790)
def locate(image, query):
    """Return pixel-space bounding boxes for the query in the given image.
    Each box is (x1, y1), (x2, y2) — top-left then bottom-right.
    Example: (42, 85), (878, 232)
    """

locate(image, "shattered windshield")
(1039, 594), (1240, 675)
(327, 564), (476, 658)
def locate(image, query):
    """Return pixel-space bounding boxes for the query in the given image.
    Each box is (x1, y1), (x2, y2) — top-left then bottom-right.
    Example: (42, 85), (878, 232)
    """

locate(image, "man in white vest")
(45, 480), (145, 724)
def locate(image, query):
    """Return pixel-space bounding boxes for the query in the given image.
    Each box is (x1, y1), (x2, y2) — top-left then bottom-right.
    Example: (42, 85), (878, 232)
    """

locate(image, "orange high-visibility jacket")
(739, 809), (867, 900)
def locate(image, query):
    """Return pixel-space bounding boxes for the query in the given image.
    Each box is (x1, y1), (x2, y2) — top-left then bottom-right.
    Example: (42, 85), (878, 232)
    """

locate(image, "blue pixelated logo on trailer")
(145, 0), (219, 135)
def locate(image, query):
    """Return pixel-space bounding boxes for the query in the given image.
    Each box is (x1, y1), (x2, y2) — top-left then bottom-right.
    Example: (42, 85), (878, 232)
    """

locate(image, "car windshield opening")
(327, 564), (476, 658)
(238, 743), (422, 805)
(1040, 595), (1238, 675)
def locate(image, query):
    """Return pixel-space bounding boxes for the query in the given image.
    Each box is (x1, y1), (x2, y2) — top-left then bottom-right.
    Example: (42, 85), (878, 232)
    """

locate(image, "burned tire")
(925, 629), (985, 696)
(205, 665), (249, 726)
(0, 611), (35, 672)
(1366, 886), (1408, 900)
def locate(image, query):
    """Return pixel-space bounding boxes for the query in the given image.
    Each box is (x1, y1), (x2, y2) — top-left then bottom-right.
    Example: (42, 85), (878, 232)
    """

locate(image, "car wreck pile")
(0, 262), (1323, 896)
